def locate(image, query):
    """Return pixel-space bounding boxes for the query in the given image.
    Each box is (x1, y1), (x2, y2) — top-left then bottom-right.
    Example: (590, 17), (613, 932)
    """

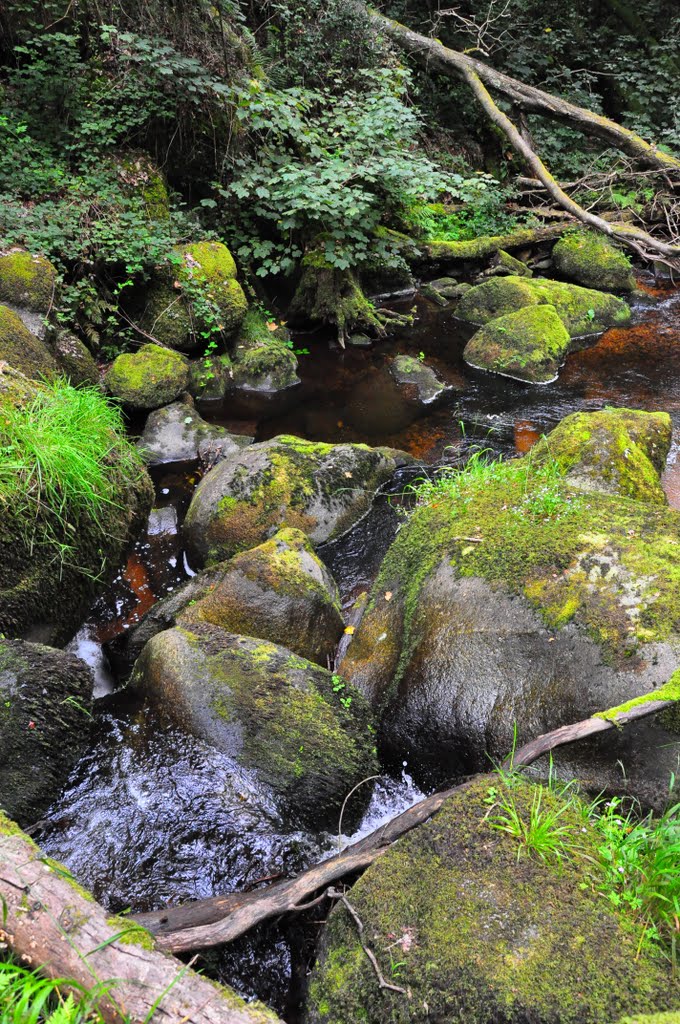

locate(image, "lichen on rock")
(183, 434), (413, 566)
(0, 249), (57, 314)
(130, 623), (378, 827)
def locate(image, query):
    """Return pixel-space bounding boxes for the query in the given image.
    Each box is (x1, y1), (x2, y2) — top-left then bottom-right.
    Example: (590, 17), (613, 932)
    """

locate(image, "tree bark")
(369, 10), (680, 174)
(0, 821), (281, 1024)
(132, 694), (675, 954)
(461, 68), (680, 260)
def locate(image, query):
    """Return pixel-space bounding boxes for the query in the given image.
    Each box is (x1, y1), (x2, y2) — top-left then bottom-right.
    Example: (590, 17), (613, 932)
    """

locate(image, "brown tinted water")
(40, 274), (680, 1016)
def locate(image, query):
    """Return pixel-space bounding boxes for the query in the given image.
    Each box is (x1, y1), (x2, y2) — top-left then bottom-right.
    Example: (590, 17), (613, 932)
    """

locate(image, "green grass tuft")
(0, 956), (117, 1024)
(0, 379), (144, 569)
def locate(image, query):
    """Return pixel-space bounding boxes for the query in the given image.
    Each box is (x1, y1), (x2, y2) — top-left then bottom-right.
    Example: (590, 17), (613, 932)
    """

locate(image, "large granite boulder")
(109, 527), (345, 672)
(553, 230), (636, 292)
(307, 776), (677, 1024)
(463, 304), (571, 383)
(130, 623), (378, 828)
(0, 639), (93, 825)
(456, 275), (631, 337)
(339, 407), (680, 805)
(183, 435), (413, 566)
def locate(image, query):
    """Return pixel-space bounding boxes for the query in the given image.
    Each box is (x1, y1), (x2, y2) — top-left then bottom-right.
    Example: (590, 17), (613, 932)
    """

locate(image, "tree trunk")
(0, 817), (281, 1024)
(369, 10), (680, 174)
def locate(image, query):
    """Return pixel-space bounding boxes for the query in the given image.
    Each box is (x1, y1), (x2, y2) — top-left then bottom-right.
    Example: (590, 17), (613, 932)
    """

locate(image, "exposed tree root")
(289, 248), (412, 346)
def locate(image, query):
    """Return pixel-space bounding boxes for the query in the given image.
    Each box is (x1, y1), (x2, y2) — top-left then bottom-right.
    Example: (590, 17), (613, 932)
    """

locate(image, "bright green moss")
(0, 250), (57, 313)
(309, 777), (676, 1024)
(464, 304), (571, 382)
(553, 230), (635, 292)
(457, 275), (631, 336)
(596, 670), (680, 721)
(231, 309), (298, 388)
(105, 343), (189, 409)
(105, 915), (156, 950)
(142, 282), (193, 350)
(0, 303), (58, 379)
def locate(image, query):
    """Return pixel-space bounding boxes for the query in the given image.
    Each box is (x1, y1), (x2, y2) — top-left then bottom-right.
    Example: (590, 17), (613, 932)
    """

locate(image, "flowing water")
(38, 273), (680, 1016)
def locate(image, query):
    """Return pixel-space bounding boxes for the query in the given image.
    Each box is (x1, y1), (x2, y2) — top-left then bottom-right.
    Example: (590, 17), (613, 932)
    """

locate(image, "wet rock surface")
(0, 639), (93, 826)
(137, 398), (252, 465)
(130, 623), (378, 828)
(183, 434), (413, 566)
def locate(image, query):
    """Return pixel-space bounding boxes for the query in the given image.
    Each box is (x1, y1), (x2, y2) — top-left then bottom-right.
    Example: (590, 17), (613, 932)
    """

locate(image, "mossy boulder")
(308, 776), (677, 1024)
(183, 434), (413, 567)
(553, 230), (636, 292)
(110, 527), (344, 672)
(53, 330), (101, 387)
(0, 249), (57, 314)
(115, 151), (170, 222)
(456, 275), (631, 337)
(531, 408), (672, 504)
(339, 408), (680, 803)
(136, 397), (251, 465)
(0, 367), (154, 643)
(424, 277), (471, 300)
(463, 304), (571, 383)
(0, 639), (93, 825)
(142, 242), (248, 351)
(230, 310), (299, 392)
(130, 623), (378, 827)
(105, 343), (189, 410)
(0, 304), (58, 379)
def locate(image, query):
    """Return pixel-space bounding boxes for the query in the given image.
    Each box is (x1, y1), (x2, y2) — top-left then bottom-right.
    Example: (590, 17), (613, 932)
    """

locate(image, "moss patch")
(105, 343), (189, 410)
(0, 303), (58, 379)
(309, 776), (676, 1024)
(531, 408), (672, 504)
(596, 669), (680, 721)
(0, 250), (57, 313)
(553, 230), (635, 292)
(463, 304), (571, 383)
(231, 309), (298, 390)
(457, 274), (631, 336)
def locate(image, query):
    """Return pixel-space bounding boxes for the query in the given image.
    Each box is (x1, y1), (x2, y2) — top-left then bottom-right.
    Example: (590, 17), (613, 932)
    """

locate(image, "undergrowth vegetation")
(0, 379), (144, 569)
(0, 956), (114, 1024)
(484, 766), (680, 967)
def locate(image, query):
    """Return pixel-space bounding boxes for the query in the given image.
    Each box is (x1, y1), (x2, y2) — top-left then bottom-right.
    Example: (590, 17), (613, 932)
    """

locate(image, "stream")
(38, 273), (680, 1018)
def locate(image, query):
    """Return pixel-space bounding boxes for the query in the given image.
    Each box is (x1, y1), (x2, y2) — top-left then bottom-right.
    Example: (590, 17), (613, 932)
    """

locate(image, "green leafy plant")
(0, 956), (115, 1024)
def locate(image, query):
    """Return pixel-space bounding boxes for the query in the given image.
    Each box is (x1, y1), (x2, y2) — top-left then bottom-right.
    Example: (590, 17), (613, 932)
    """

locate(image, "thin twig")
(327, 888), (408, 996)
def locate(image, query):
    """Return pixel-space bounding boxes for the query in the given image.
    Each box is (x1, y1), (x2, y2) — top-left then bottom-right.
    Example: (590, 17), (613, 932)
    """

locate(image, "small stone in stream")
(146, 506), (178, 538)
(419, 282), (449, 306)
(347, 333), (373, 347)
(427, 278), (471, 300)
(388, 354), (457, 407)
(136, 398), (250, 465)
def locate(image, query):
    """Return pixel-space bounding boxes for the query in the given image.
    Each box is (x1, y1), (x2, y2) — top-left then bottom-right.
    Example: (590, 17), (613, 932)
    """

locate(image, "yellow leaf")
(384, 591), (393, 601)
(266, 321), (279, 331)
(344, 625), (355, 635)
(344, 471), (353, 478)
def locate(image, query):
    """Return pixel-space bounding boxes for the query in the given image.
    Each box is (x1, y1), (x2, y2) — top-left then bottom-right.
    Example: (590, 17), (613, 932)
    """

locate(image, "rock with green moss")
(388, 354), (455, 406)
(339, 408), (680, 805)
(456, 274), (631, 336)
(553, 230), (636, 292)
(0, 249), (57, 314)
(463, 304), (571, 383)
(0, 303), (58, 379)
(425, 277), (471, 300)
(115, 151), (170, 222)
(308, 776), (677, 1024)
(136, 397), (251, 465)
(53, 330), (101, 387)
(142, 241), (248, 351)
(105, 343), (189, 410)
(0, 639), (93, 825)
(0, 367), (154, 643)
(492, 247), (533, 277)
(111, 527), (344, 671)
(183, 435), (413, 566)
(130, 623), (378, 827)
(531, 407), (672, 503)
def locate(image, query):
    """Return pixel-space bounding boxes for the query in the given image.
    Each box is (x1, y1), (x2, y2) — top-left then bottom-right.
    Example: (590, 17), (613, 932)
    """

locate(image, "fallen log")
(133, 688), (677, 954)
(0, 816), (282, 1024)
(420, 223), (568, 264)
(369, 10), (680, 175)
